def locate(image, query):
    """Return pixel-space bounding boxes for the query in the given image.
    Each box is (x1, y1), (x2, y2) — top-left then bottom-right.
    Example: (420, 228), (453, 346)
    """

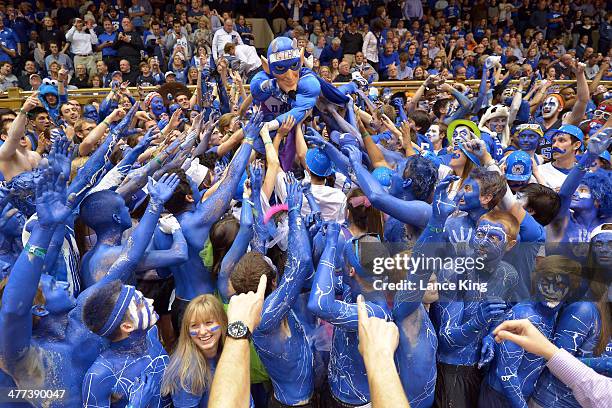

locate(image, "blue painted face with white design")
(537, 273), (570, 308)
(127, 288), (158, 331)
(591, 232), (612, 269)
(518, 131), (540, 152)
(570, 184), (594, 211)
(39, 274), (77, 314)
(457, 177), (481, 212)
(470, 219), (508, 262)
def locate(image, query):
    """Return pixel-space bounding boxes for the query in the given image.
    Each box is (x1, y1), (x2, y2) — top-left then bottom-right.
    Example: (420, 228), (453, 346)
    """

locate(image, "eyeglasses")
(594, 110), (611, 120)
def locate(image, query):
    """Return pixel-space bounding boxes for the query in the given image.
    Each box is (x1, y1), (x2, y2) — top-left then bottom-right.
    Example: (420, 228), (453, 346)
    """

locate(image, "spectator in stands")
(212, 18), (242, 61)
(341, 21), (364, 66)
(97, 18), (119, 72)
(320, 37), (343, 67)
(379, 43), (400, 80)
(45, 42), (73, 77)
(223, 43), (262, 84)
(118, 59), (139, 85)
(66, 18), (98, 77)
(113, 18), (144, 71)
(335, 61), (353, 82)
(70, 64), (91, 89)
(0, 62), (18, 92)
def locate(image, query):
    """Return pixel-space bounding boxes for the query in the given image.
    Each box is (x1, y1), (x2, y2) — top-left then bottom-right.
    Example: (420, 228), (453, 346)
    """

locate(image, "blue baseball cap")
(305, 147), (333, 177)
(600, 150), (611, 164)
(505, 151), (532, 182)
(550, 124), (584, 142)
(371, 166), (393, 187)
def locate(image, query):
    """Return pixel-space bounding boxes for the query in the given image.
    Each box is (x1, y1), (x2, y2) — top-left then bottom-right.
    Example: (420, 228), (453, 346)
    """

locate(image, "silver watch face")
(228, 321), (248, 338)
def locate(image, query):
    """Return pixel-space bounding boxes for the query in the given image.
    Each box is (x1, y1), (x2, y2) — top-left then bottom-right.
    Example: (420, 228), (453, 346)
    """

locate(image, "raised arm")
(190, 112), (263, 244)
(564, 61), (588, 126)
(0, 165), (73, 369)
(257, 173), (313, 334)
(97, 174), (180, 285)
(307, 223), (388, 331)
(0, 93), (39, 160)
(218, 192), (254, 302)
(249, 160), (268, 254)
(344, 145), (432, 229)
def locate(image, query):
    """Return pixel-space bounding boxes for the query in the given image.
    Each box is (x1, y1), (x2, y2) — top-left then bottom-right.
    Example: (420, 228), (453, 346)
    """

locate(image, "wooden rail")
(1, 80), (608, 110)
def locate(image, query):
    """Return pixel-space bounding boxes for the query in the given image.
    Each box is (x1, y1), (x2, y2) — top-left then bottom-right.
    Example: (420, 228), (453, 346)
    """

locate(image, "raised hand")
(342, 144), (362, 165)
(463, 138), (488, 159)
(587, 130), (612, 156)
(322, 221), (340, 242)
(301, 181), (312, 195)
(48, 132), (76, 180)
(431, 174), (460, 224)
(134, 127), (158, 153)
(492, 319), (558, 360)
(277, 115), (296, 137)
(285, 172), (303, 213)
(304, 126), (326, 149)
(478, 335), (495, 368)
(243, 110), (265, 142)
(21, 91), (41, 113)
(35, 165), (75, 228)
(147, 173), (180, 205)
(392, 97), (404, 110)
(249, 160), (264, 192)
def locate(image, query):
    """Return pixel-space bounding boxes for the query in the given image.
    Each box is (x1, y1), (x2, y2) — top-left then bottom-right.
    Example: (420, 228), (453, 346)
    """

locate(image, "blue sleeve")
(518, 212), (545, 243)
(275, 75), (321, 125)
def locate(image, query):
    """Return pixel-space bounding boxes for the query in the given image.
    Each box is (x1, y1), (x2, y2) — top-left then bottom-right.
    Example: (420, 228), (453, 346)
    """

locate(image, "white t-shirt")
(537, 162), (570, 192)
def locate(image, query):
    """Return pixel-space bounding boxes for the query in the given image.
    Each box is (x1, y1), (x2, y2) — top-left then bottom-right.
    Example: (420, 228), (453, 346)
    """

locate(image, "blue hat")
(550, 124), (584, 142)
(267, 37), (302, 77)
(330, 131), (360, 148)
(371, 166), (393, 187)
(305, 148), (333, 177)
(600, 150), (611, 163)
(505, 151), (532, 182)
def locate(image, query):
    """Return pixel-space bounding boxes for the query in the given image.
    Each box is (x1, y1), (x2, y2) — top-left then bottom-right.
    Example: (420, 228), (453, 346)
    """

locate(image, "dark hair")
(29, 106), (48, 119)
(469, 167), (507, 209)
(516, 183), (560, 226)
(163, 169), (194, 215)
(408, 109), (431, 133)
(230, 252), (276, 297)
(403, 155), (438, 202)
(81, 280), (126, 340)
(346, 188), (384, 237)
(209, 215), (240, 280)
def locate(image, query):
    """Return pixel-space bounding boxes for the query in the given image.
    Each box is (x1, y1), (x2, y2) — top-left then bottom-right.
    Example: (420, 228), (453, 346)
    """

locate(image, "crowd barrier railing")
(1, 80), (609, 110)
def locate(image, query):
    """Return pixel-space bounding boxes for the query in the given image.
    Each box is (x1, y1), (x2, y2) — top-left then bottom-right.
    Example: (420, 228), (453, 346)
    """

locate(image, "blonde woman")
(162, 295), (229, 407)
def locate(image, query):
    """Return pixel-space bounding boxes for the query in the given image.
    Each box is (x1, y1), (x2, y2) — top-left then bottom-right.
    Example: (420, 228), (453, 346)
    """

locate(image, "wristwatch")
(227, 321), (251, 340)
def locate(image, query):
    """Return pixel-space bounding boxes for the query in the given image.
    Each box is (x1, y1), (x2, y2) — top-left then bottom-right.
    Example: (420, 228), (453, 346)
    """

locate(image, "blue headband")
(98, 285), (135, 337)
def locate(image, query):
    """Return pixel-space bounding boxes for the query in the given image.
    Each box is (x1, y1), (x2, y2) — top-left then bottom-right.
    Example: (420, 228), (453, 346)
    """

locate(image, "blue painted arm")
(392, 98), (408, 123)
(444, 87), (474, 124)
(98, 93), (117, 122)
(552, 302), (597, 355)
(138, 228), (188, 271)
(249, 161), (268, 254)
(0, 166), (73, 369)
(217, 80), (230, 114)
(189, 112), (264, 244)
(68, 103), (139, 206)
(0, 223), (54, 368)
(97, 174), (181, 286)
(307, 223), (388, 331)
(218, 199), (253, 302)
(473, 68), (490, 114)
(346, 146), (431, 229)
(496, 335), (528, 408)
(257, 174), (313, 334)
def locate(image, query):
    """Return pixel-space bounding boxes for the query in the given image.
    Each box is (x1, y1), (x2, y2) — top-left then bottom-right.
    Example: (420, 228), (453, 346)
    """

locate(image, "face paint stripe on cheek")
(209, 325), (220, 332)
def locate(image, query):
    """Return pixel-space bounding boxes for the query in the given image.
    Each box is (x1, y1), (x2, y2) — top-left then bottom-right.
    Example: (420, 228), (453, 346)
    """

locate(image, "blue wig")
(403, 155), (438, 202)
(583, 170), (612, 218)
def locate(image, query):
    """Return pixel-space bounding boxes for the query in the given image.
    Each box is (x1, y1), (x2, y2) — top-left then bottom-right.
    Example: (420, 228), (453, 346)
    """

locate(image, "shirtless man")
(0, 93), (43, 181)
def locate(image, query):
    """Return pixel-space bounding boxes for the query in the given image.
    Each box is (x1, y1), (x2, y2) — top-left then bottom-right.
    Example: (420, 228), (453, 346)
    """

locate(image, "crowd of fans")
(0, 1), (610, 408)
(0, 0), (611, 92)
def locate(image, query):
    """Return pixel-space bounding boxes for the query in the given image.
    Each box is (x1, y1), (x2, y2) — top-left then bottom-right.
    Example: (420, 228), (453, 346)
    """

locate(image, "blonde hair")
(162, 295), (228, 397)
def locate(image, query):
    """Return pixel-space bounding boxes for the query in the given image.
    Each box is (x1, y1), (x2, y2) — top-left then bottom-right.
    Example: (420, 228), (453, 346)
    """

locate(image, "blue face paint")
(389, 160), (407, 198)
(457, 178), (481, 212)
(39, 273), (77, 314)
(570, 185), (594, 211)
(537, 273), (570, 307)
(518, 131), (540, 151)
(592, 232), (612, 268)
(189, 330), (198, 336)
(150, 96), (166, 117)
(471, 219), (508, 262)
(209, 325), (220, 332)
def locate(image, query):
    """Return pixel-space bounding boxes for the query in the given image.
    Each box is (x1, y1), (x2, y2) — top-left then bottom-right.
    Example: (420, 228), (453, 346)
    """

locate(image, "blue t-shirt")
(98, 31), (118, 57)
(0, 27), (19, 62)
